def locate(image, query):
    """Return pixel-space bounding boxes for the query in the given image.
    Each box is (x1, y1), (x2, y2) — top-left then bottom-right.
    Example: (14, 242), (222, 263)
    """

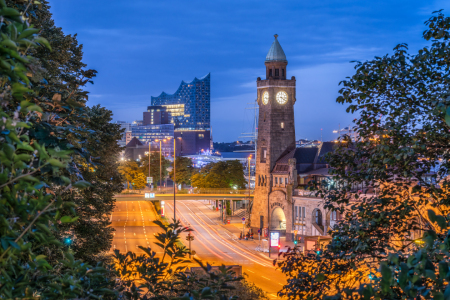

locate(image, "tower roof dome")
(265, 34), (287, 62)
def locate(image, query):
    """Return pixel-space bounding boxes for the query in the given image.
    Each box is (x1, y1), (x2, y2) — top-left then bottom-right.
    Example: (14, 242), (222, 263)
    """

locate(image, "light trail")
(178, 201), (273, 267)
(166, 203), (226, 260)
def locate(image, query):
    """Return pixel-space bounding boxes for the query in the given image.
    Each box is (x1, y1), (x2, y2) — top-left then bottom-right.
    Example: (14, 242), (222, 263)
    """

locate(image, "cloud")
(293, 46), (384, 63)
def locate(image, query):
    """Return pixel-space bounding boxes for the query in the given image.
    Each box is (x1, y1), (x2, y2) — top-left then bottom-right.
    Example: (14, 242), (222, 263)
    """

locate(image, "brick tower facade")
(250, 35), (296, 240)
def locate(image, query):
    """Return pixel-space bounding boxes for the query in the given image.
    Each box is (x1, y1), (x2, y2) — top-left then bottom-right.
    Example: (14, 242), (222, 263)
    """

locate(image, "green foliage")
(0, 3), (115, 298)
(191, 160), (246, 189)
(113, 220), (243, 300)
(61, 105), (123, 264)
(170, 156), (195, 186)
(140, 152), (171, 188)
(277, 10), (450, 300)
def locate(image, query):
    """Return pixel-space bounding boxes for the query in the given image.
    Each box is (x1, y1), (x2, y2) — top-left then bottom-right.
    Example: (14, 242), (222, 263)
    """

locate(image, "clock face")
(262, 92), (269, 105)
(276, 91), (288, 105)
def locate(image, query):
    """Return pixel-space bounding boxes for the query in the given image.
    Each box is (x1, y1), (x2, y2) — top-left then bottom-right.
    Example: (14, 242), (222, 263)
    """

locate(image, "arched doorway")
(271, 207), (286, 232)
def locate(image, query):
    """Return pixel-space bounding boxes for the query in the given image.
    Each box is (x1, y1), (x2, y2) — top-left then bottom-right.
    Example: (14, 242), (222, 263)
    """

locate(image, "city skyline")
(49, 0), (449, 142)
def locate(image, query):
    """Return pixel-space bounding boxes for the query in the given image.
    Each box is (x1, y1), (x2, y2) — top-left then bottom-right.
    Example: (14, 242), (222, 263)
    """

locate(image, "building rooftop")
(126, 137), (143, 148)
(265, 34), (287, 62)
(272, 142), (336, 175)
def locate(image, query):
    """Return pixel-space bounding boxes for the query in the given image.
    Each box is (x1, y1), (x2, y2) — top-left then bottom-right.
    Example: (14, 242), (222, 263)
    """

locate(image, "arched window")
(315, 209), (323, 226)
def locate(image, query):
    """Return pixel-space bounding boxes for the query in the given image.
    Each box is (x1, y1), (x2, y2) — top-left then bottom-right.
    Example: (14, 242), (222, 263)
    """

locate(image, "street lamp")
(148, 140), (152, 190)
(155, 139), (168, 191)
(247, 155), (252, 218)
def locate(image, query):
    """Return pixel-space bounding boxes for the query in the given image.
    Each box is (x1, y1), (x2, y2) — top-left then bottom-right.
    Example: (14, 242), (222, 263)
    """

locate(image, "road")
(110, 199), (286, 298)
(110, 200), (163, 255)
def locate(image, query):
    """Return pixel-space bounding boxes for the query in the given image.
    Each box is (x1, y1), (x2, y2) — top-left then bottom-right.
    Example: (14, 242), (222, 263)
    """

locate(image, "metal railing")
(190, 188), (254, 195)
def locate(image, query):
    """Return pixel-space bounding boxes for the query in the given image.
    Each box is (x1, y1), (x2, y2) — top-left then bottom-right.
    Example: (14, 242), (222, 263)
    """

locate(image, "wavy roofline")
(151, 73), (210, 99)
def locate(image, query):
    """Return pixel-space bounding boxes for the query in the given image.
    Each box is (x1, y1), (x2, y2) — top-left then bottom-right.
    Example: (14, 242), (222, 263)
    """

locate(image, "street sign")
(145, 193), (156, 199)
(147, 177), (153, 183)
(242, 217), (245, 221)
(270, 232), (279, 247)
(161, 201), (165, 205)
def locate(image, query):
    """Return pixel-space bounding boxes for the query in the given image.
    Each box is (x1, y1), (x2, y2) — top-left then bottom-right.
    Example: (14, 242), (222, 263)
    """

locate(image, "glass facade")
(130, 124), (174, 155)
(151, 73), (210, 130)
(131, 124), (174, 143)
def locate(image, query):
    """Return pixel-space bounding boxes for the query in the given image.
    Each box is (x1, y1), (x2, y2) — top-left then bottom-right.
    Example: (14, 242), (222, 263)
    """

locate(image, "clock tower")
(251, 35), (296, 239)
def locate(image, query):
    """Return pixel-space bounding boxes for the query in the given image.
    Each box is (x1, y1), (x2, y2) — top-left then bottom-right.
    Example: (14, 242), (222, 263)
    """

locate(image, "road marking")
(277, 283), (283, 286)
(246, 270), (254, 273)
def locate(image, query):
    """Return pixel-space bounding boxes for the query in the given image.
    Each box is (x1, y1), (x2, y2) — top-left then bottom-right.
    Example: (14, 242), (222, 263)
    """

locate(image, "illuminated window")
(198, 134), (204, 139)
(281, 122), (284, 129)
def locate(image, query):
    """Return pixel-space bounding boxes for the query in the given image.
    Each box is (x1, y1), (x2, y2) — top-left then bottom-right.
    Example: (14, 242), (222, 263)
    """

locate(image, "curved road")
(111, 199), (286, 298)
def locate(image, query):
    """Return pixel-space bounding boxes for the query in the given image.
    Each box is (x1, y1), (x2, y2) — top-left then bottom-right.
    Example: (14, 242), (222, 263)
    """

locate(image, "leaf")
(34, 36), (51, 50)
(428, 209), (437, 223)
(316, 273), (326, 282)
(436, 215), (448, 230)
(434, 292), (445, 300)
(47, 159), (66, 168)
(446, 113), (450, 127)
(72, 180), (91, 189)
(18, 28), (39, 39)
(27, 105), (42, 113)
(8, 240), (20, 250)
(0, 7), (20, 17)
(60, 216), (72, 223)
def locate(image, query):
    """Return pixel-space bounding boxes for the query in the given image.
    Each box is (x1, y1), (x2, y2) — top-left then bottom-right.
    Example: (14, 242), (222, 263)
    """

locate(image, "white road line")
(262, 276), (270, 280)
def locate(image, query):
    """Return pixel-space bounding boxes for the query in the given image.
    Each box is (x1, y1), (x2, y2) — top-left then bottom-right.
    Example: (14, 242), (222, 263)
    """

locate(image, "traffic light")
(316, 248), (322, 256)
(64, 237), (72, 245)
(294, 240), (298, 245)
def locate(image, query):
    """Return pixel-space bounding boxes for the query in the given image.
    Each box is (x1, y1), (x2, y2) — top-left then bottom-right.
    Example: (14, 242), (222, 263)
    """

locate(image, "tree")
(170, 156), (195, 187)
(140, 152), (171, 188)
(277, 10), (450, 300)
(119, 160), (140, 189)
(5, 0), (121, 266)
(59, 105), (123, 264)
(131, 171), (147, 190)
(0, 3), (115, 298)
(191, 161), (246, 189)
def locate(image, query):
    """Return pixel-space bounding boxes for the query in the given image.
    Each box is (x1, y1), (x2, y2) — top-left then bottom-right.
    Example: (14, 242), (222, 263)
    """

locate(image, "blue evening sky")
(49, 0), (449, 142)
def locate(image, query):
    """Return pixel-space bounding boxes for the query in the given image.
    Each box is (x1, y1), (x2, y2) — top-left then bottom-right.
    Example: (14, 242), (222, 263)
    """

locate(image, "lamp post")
(155, 139), (167, 191)
(248, 155), (252, 213)
(148, 140), (151, 189)
(173, 138), (176, 222)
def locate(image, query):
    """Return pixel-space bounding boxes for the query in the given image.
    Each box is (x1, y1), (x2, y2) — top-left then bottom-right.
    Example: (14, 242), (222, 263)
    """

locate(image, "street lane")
(110, 199), (286, 298)
(111, 200), (162, 255)
(164, 200), (286, 297)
